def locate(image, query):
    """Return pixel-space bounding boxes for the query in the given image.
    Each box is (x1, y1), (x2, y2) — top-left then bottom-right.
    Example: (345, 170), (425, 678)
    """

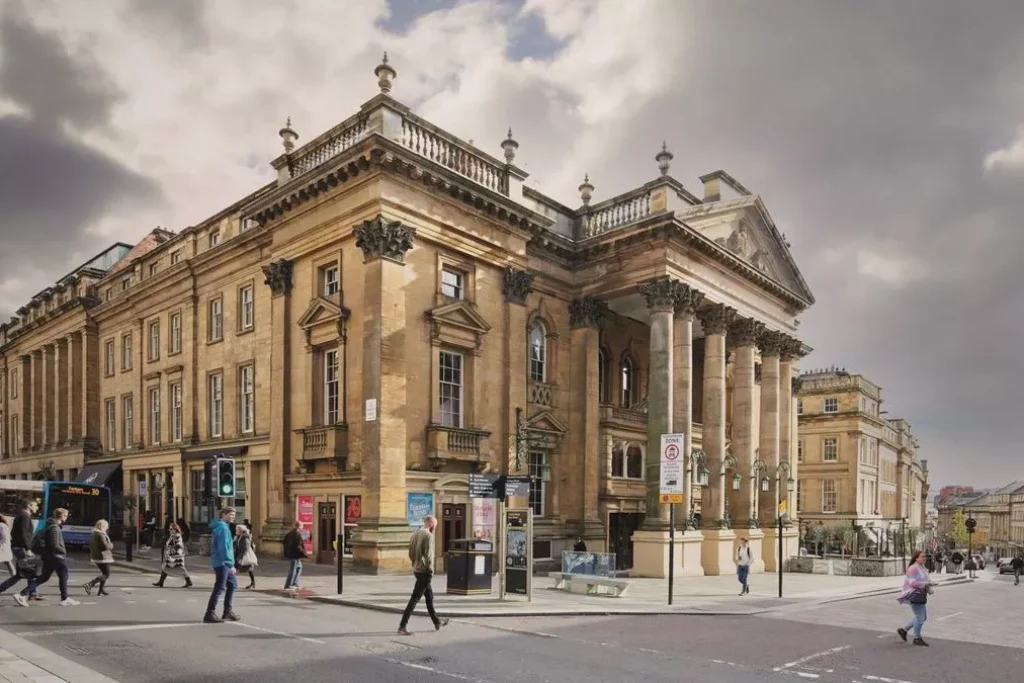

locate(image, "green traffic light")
(221, 484), (233, 495)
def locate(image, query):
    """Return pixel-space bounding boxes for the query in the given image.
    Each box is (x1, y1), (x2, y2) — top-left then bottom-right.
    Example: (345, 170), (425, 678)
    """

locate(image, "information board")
(659, 433), (685, 504)
(469, 473), (501, 499)
(502, 508), (532, 598)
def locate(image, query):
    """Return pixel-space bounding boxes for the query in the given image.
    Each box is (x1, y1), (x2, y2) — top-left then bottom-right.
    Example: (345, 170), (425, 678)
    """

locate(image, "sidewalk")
(109, 550), (974, 618)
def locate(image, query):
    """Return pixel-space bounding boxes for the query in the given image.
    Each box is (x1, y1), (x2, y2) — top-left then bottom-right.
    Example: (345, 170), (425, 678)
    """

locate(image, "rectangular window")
(324, 350), (339, 425)
(823, 437), (838, 462)
(209, 230), (220, 248)
(797, 439), (804, 463)
(170, 382), (183, 443)
(9, 369), (16, 399)
(441, 267), (463, 299)
(105, 400), (116, 451)
(796, 480), (804, 512)
(170, 312), (182, 354)
(122, 395), (134, 450)
(324, 265), (340, 297)
(240, 285), (254, 331)
(823, 397), (838, 413)
(209, 298), (223, 341)
(105, 340), (115, 376)
(122, 333), (133, 371)
(148, 321), (160, 361)
(170, 250), (181, 265)
(240, 365), (255, 434)
(149, 263), (159, 277)
(149, 387), (160, 445)
(822, 480), (837, 513)
(10, 416), (17, 455)
(122, 277), (131, 291)
(528, 450), (547, 517)
(190, 469), (210, 524)
(438, 351), (463, 428)
(797, 398), (803, 415)
(209, 373), (223, 438)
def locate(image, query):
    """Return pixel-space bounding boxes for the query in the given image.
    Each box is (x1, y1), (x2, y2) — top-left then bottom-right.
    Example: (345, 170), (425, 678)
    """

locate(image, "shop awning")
(74, 461), (122, 487)
(181, 445), (247, 462)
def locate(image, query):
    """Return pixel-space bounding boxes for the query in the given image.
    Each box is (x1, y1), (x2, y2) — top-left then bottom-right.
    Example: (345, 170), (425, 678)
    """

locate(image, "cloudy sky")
(2, 0), (1023, 489)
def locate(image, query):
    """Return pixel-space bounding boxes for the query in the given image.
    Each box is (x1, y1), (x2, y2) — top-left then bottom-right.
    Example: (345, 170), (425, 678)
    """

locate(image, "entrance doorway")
(609, 512), (644, 571)
(441, 503), (466, 572)
(317, 502), (337, 565)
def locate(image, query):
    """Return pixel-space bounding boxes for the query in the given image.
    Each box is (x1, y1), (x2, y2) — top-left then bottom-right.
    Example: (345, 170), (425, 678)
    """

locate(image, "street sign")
(659, 433), (685, 504)
(469, 473), (500, 499)
(778, 500), (788, 516)
(138, 480), (147, 497)
(504, 476), (532, 498)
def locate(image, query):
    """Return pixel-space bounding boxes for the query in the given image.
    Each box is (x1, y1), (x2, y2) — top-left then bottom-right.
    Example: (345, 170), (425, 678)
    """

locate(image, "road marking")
(639, 648), (659, 654)
(17, 623), (195, 637)
(157, 599), (168, 604)
(876, 634), (890, 639)
(773, 645), (850, 671)
(936, 611), (962, 621)
(792, 673), (819, 680)
(457, 620), (559, 639)
(389, 659), (497, 683)
(225, 621), (326, 645)
(124, 600), (137, 604)
(863, 676), (918, 683)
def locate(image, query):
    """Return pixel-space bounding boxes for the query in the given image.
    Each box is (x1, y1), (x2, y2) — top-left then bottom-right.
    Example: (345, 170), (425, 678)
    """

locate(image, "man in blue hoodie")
(204, 507), (239, 624)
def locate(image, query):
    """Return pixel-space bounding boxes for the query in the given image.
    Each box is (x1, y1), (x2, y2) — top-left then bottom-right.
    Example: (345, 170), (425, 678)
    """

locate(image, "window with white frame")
(209, 230), (221, 248)
(170, 312), (182, 354)
(104, 341), (114, 376)
(170, 382), (182, 443)
(611, 443), (643, 479)
(823, 397), (838, 413)
(122, 333), (133, 370)
(528, 450), (547, 516)
(822, 479), (837, 512)
(122, 395), (133, 450)
(621, 356), (637, 408)
(170, 250), (181, 265)
(859, 437), (867, 464)
(324, 350), (339, 425)
(823, 436), (838, 461)
(528, 321), (546, 382)
(209, 298), (223, 341)
(441, 267), (463, 299)
(209, 373), (223, 438)
(149, 263), (159, 277)
(105, 400), (115, 451)
(149, 387), (160, 445)
(323, 265), (340, 297)
(240, 365), (255, 434)
(240, 285), (254, 331)
(438, 351), (463, 428)
(148, 321), (160, 361)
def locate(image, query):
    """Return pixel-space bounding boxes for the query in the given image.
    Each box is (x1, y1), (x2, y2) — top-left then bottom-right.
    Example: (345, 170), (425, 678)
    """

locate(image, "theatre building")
(0, 57), (814, 575)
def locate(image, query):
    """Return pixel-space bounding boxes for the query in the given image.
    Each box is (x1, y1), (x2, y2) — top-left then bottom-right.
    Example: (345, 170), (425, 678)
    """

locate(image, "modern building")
(0, 57), (815, 575)
(796, 368), (928, 548)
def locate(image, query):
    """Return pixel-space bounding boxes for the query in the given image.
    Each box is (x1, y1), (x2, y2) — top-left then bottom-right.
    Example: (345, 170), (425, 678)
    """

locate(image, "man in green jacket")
(398, 515), (448, 635)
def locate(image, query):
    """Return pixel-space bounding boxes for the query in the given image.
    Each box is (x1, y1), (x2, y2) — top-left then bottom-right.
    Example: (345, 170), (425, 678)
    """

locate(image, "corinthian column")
(780, 337), (804, 520)
(673, 284), (704, 528)
(729, 318), (762, 527)
(698, 303), (734, 527)
(758, 331), (784, 525)
(56, 337), (69, 446)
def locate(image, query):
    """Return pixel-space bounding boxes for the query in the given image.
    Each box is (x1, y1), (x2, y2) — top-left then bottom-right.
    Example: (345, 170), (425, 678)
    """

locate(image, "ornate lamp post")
(687, 449), (709, 530)
(721, 453), (740, 529)
(750, 455), (769, 528)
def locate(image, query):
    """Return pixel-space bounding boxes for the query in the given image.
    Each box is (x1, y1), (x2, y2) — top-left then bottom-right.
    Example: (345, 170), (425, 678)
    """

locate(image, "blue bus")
(0, 480), (113, 547)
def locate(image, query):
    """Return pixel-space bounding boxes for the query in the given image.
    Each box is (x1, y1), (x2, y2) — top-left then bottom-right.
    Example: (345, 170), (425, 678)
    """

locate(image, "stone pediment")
(523, 410), (567, 449)
(426, 300), (491, 353)
(298, 297), (350, 345)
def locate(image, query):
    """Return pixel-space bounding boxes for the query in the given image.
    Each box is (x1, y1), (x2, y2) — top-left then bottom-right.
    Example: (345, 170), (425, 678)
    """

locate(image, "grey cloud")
(125, 0), (208, 50)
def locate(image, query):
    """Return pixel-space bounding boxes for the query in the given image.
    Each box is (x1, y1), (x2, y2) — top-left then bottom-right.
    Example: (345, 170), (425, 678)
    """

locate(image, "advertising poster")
(472, 497), (496, 542)
(406, 492), (434, 528)
(504, 509), (529, 595)
(296, 495), (315, 556)
(343, 495), (362, 556)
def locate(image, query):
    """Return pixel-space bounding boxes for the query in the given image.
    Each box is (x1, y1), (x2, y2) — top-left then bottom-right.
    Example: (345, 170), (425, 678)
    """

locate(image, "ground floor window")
(343, 495), (362, 557)
(528, 450), (547, 517)
(190, 469), (210, 525)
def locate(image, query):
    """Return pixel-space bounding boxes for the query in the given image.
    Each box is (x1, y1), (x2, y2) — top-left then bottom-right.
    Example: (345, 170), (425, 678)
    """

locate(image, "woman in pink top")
(896, 550), (933, 646)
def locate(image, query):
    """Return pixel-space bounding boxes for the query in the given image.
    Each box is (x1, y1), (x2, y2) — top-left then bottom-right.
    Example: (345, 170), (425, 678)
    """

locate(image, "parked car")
(998, 558), (1016, 574)
(971, 554), (986, 570)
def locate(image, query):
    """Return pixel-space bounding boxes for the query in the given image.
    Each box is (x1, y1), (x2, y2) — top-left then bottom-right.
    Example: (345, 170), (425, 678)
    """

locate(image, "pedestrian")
(142, 511), (157, 550)
(934, 550), (944, 574)
(32, 507), (79, 607)
(0, 514), (16, 577)
(282, 521), (307, 592)
(153, 522), (193, 589)
(896, 550), (933, 647)
(951, 550), (963, 575)
(573, 537), (587, 552)
(1011, 555), (1023, 586)
(0, 500), (39, 605)
(234, 524), (258, 590)
(177, 517), (191, 545)
(737, 537), (753, 596)
(203, 507), (240, 624)
(398, 515), (449, 636)
(83, 519), (114, 596)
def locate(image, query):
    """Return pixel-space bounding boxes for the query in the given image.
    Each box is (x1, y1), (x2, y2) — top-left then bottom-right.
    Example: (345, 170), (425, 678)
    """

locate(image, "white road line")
(225, 621), (326, 645)
(773, 645), (851, 671)
(457, 620), (559, 639)
(936, 611), (962, 621)
(389, 660), (497, 683)
(863, 675), (918, 683)
(124, 600), (137, 604)
(793, 673), (819, 680)
(156, 599), (167, 604)
(639, 648), (659, 654)
(876, 634), (890, 639)
(17, 623), (195, 638)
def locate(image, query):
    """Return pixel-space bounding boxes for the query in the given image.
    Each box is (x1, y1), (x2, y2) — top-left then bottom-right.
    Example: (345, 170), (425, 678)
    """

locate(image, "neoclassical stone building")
(0, 57), (814, 575)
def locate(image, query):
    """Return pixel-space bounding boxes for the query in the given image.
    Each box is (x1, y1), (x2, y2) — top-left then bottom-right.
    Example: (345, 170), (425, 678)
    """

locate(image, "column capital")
(697, 302), (735, 336)
(780, 335), (806, 361)
(729, 317), (763, 348)
(569, 295), (608, 329)
(262, 259), (294, 296)
(673, 283), (705, 320)
(354, 215), (416, 264)
(791, 376), (803, 394)
(758, 330), (786, 357)
(502, 267), (534, 305)
(639, 276), (679, 313)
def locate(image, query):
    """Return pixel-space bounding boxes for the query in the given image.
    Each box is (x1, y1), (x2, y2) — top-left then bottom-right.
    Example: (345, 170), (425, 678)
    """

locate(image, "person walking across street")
(234, 524), (258, 590)
(33, 508), (79, 606)
(896, 550), (933, 647)
(951, 550), (964, 575)
(203, 507), (240, 624)
(737, 537), (753, 595)
(0, 500), (39, 605)
(0, 514), (15, 577)
(84, 519), (114, 596)
(398, 515), (449, 636)
(1011, 555), (1023, 586)
(153, 522), (193, 589)
(282, 522), (307, 593)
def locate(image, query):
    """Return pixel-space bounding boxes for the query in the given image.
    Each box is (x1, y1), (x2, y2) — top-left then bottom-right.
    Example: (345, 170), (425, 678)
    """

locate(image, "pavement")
(109, 548), (972, 617)
(0, 558), (1017, 683)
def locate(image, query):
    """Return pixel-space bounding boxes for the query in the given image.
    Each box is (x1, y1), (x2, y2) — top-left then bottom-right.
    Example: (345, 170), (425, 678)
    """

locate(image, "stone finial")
(501, 128), (519, 165)
(569, 295), (607, 329)
(374, 51), (397, 95)
(674, 283), (705, 320)
(354, 215), (416, 263)
(279, 117), (299, 154)
(656, 141), (673, 176)
(697, 302), (736, 336)
(262, 259), (294, 296)
(579, 174), (594, 207)
(502, 267), (534, 305)
(639, 276), (680, 313)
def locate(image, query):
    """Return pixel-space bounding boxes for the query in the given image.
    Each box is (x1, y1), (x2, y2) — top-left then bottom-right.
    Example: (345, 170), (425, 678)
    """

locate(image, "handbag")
(241, 547), (258, 568)
(908, 588), (927, 604)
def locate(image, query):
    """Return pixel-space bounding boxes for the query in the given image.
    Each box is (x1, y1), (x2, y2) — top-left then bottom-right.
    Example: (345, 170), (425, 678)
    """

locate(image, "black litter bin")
(446, 538), (493, 595)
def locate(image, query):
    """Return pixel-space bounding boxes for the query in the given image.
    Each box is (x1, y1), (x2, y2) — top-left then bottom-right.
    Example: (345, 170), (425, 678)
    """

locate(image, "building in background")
(935, 482), (1024, 557)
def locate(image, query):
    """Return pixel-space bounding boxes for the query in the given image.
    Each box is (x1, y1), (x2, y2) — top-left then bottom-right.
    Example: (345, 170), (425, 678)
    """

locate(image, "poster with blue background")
(407, 492), (435, 527)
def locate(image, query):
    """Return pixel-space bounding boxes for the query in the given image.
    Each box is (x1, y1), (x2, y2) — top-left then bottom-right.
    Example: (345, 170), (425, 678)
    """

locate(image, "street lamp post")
(750, 457), (768, 528)
(776, 460), (795, 598)
(687, 450), (709, 530)
(721, 453), (740, 529)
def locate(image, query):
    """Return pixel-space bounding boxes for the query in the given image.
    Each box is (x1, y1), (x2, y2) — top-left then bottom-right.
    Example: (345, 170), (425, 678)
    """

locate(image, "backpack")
(30, 528), (47, 554)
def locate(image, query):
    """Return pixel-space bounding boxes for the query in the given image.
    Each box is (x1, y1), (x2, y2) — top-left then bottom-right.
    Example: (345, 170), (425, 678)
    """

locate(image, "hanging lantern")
(732, 472), (742, 490)
(761, 476), (771, 492)
(698, 467), (710, 487)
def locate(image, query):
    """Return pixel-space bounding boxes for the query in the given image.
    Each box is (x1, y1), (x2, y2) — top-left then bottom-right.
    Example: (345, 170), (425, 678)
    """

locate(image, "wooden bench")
(552, 573), (630, 597)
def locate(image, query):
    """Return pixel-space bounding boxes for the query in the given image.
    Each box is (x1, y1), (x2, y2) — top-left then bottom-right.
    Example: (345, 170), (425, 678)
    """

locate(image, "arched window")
(598, 348), (610, 404)
(529, 321), (547, 382)
(611, 442), (644, 480)
(621, 355), (636, 408)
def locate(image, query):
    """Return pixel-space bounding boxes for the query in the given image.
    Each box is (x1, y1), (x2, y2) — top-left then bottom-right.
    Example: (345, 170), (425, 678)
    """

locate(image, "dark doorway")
(317, 501), (337, 565)
(609, 512), (644, 571)
(441, 503), (466, 572)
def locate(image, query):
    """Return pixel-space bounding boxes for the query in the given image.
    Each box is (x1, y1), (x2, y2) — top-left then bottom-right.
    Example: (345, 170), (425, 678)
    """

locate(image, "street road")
(0, 558), (1019, 683)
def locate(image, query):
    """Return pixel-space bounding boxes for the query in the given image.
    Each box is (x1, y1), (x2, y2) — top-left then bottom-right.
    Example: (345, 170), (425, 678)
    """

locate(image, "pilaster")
(18, 355), (31, 451)
(56, 337), (69, 445)
(758, 331), (783, 526)
(30, 349), (43, 449)
(42, 343), (56, 448)
(779, 337), (802, 522)
(68, 332), (82, 444)
(729, 318), (761, 527)
(567, 294), (605, 540)
(698, 303), (734, 528)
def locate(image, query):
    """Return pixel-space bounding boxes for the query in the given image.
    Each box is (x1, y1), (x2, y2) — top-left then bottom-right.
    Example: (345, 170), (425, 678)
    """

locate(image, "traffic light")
(216, 457), (236, 498)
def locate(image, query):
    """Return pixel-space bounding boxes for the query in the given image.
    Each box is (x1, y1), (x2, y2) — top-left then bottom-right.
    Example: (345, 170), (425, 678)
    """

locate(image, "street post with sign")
(659, 433), (684, 605)
(777, 499), (787, 597)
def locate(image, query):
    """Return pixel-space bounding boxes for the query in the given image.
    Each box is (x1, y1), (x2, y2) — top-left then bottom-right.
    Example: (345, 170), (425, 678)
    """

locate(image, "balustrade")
(400, 117), (508, 194)
(290, 119), (370, 177)
(583, 190), (652, 237)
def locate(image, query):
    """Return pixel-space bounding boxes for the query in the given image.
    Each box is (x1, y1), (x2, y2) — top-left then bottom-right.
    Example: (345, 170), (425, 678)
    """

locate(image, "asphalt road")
(0, 558), (1019, 683)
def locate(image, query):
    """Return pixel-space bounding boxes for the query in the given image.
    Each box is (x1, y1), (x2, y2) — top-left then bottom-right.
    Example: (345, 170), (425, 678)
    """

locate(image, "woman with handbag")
(234, 525), (258, 590)
(153, 522), (193, 588)
(84, 519), (114, 596)
(897, 550), (933, 646)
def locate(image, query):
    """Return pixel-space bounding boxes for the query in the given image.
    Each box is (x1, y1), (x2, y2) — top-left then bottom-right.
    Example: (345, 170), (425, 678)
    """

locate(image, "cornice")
(0, 297), (95, 353)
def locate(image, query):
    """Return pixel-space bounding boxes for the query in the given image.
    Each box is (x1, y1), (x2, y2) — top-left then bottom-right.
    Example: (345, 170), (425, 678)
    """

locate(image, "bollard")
(336, 534), (344, 595)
